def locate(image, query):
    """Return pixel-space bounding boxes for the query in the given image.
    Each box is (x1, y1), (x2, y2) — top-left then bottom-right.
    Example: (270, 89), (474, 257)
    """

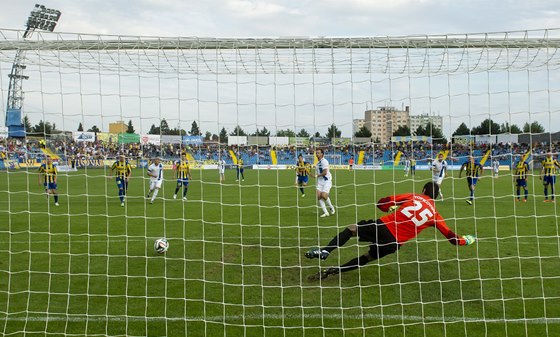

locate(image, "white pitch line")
(0, 313), (559, 324)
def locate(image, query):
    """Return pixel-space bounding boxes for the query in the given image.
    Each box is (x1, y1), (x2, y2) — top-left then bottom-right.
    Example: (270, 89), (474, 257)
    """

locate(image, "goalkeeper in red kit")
(304, 182), (476, 280)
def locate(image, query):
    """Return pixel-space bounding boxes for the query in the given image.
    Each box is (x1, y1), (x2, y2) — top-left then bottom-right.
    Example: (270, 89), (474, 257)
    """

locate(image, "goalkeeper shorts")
(356, 219), (401, 259)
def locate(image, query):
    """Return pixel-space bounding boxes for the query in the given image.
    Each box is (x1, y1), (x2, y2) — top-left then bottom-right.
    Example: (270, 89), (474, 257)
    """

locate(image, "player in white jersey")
(314, 149), (335, 217)
(146, 158), (164, 204)
(492, 158), (500, 177)
(403, 157), (410, 177)
(218, 157), (226, 182)
(432, 153), (447, 200)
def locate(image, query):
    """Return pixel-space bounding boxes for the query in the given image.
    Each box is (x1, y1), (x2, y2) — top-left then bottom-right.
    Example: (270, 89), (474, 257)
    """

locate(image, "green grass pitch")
(0, 167), (559, 336)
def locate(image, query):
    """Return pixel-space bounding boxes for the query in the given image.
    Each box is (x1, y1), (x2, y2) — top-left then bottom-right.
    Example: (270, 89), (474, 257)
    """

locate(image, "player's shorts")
(176, 179), (189, 187)
(467, 177), (478, 187)
(219, 169), (225, 174)
(150, 179), (163, 189)
(432, 177), (444, 185)
(516, 179), (527, 188)
(116, 178), (127, 189)
(355, 219), (401, 259)
(543, 175), (556, 185)
(297, 175), (309, 184)
(44, 182), (57, 190)
(316, 178), (332, 194)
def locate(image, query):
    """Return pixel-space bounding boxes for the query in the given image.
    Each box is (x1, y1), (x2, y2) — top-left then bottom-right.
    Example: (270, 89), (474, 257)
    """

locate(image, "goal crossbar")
(1, 29), (560, 51)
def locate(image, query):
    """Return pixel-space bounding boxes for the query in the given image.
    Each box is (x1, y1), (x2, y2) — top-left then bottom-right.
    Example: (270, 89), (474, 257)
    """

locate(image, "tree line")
(22, 116), (338, 143)
(353, 122), (447, 144)
(451, 119), (545, 137)
(353, 118), (547, 144)
(22, 116), (547, 143)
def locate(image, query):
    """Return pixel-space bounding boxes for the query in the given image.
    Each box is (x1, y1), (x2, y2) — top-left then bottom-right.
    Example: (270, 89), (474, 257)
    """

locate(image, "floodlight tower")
(6, 4), (61, 137)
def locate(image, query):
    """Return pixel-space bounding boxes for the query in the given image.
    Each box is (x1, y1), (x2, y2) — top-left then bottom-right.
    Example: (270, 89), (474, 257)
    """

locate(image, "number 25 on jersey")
(400, 200), (434, 227)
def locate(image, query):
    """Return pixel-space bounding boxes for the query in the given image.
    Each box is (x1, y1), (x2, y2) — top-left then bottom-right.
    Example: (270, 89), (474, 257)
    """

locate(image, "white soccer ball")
(154, 238), (169, 254)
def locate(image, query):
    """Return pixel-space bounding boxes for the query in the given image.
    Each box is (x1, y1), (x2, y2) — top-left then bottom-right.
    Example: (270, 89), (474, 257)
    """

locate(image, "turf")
(0, 167), (559, 337)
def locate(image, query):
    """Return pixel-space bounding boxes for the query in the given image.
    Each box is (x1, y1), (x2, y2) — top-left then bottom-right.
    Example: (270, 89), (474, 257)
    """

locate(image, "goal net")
(1, 28), (560, 336)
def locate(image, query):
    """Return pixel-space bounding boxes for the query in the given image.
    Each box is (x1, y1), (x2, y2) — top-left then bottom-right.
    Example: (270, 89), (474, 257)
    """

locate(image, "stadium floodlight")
(6, 5), (62, 137)
(23, 4), (62, 37)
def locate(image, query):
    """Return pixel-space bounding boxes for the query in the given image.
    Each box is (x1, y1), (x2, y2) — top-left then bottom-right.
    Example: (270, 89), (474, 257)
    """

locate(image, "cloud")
(225, 0), (303, 17)
(4, 0), (559, 38)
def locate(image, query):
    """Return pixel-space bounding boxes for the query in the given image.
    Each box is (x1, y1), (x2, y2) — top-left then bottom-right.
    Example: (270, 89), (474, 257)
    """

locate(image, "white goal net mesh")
(0, 28), (560, 336)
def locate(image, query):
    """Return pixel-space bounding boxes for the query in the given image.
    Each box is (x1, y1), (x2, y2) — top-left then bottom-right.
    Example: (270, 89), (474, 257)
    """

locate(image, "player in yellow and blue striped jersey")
(174, 153), (192, 201)
(110, 155), (132, 207)
(514, 159), (530, 202)
(295, 154), (311, 197)
(459, 155), (483, 205)
(236, 158), (245, 181)
(540, 152), (560, 202)
(38, 156), (59, 206)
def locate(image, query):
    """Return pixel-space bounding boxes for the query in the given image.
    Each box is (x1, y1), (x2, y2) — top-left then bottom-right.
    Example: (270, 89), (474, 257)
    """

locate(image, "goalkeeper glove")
(388, 205), (399, 213)
(463, 235), (476, 245)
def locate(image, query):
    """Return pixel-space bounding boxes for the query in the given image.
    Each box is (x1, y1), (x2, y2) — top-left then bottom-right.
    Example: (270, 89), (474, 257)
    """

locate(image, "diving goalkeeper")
(304, 182), (476, 280)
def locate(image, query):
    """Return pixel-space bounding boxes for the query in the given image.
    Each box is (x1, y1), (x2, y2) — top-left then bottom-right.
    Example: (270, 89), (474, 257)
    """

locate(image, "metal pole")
(5, 4), (61, 137)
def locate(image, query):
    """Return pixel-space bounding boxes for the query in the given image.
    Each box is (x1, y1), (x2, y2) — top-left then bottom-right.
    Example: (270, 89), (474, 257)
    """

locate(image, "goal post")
(1, 28), (560, 336)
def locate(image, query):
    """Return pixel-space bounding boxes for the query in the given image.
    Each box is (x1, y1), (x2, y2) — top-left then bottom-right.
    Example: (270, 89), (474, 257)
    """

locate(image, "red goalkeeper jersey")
(377, 193), (467, 246)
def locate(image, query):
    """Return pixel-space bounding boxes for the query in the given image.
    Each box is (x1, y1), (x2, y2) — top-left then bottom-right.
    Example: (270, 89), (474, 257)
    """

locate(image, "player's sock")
(54, 194), (58, 203)
(524, 189), (528, 200)
(323, 228), (352, 253)
(151, 189), (159, 201)
(299, 187), (304, 195)
(183, 188), (188, 198)
(325, 198), (334, 212)
(319, 199), (329, 215)
(470, 189), (475, 200)
(551, 185), (555, 200)
(516, 188), (520, 200)
(119, 189), (124, 203)
(544, 187), (548, 199)
(174, 187), (180, 195)
(339, 255), (371, 273)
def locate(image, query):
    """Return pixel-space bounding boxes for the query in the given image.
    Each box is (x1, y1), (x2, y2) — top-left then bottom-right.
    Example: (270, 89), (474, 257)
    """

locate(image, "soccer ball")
(154, 238), (169, 254)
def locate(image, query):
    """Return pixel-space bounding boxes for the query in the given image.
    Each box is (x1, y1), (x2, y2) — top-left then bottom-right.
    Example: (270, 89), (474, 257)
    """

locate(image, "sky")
(1, 0), (560, 138)
(1, 0), (558, 38)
